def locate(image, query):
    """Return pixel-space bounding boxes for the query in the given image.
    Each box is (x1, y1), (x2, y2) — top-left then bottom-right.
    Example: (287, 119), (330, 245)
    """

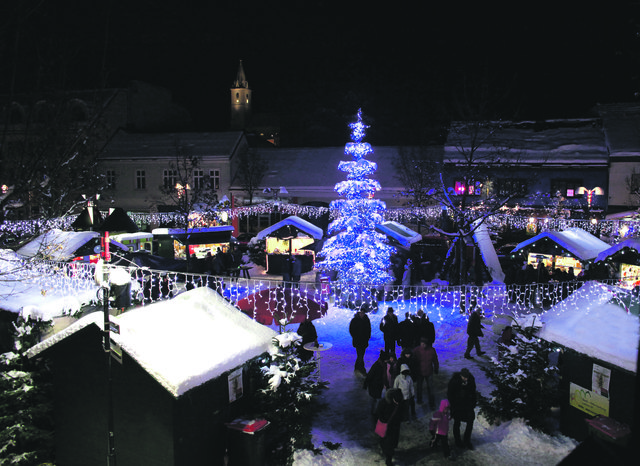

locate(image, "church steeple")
(230, 60), (252, 130)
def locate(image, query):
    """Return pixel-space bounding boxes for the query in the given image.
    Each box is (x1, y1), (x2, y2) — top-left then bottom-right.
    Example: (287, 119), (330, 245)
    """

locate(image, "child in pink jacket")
(428, 399), (451, 458)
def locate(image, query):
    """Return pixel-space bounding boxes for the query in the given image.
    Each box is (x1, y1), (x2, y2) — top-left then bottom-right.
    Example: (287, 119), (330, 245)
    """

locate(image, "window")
(193, 169), (205, 190)
(136, 170), (146, 190)
(550, 179), (582, 198)
(496, 178), (528, 197)
(209, 169), (220, 190)
(163, 169), (178, 189)
(454, 180), (482, 195)
(106, 170), (116, 190)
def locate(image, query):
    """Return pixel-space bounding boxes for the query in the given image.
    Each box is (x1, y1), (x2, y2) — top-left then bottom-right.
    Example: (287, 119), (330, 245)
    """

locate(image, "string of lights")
(12, 256), (638, 327)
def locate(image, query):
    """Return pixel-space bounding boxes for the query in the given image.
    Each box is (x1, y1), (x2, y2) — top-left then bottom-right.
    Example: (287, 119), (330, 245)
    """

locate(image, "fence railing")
(24, 259), (634, 322)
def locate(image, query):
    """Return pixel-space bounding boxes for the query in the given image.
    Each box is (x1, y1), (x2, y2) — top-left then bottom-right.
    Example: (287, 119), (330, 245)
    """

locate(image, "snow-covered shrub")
(249, 327), (328, 465)
(0, 317), (54, 465)
(478, 324), (561, 434)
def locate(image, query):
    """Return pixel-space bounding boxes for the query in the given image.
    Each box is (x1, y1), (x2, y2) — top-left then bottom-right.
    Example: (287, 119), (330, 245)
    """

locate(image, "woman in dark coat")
(376, 387), (404, 466)
(364, 350), (388, 415)
(447, 368), (477, 450)
(349, 306), (372, 374)
(296, 317), (318, 362)
(464, 309), (485, 359)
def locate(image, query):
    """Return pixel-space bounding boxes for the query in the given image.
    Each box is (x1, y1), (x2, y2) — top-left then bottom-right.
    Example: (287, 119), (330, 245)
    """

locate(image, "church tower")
(230, 60), (252, 130)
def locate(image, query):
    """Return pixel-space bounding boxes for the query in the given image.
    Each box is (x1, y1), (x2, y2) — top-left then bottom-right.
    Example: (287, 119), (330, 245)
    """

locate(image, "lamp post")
(576, 186), (603, 209)
(96, 236), (117, 466)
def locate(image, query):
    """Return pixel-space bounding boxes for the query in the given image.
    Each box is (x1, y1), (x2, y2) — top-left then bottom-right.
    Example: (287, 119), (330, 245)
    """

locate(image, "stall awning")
(375, 221), (422, 248)
(152, 226), (235, 245)
(512, 227), (610, 261)
(256, 216), (323, 240)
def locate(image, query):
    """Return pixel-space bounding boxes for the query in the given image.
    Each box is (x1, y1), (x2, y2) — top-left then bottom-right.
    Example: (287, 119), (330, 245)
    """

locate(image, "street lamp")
(576, 186), (603, 208)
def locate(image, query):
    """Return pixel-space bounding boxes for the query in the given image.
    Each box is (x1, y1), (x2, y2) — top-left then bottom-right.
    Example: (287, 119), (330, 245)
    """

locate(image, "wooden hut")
(539, 281), (637, 445)
(27, 287), (277, 466)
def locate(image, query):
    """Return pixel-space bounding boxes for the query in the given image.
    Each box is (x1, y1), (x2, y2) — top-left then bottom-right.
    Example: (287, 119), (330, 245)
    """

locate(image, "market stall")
(255, 216), (323, 275)
(510, 227), (610, 277)
(152, 225), (235, 260)
(594, 239), (640, 288)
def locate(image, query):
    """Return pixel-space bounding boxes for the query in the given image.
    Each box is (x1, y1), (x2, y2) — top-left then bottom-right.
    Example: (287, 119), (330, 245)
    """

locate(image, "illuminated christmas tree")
(317, 109), (395, 287)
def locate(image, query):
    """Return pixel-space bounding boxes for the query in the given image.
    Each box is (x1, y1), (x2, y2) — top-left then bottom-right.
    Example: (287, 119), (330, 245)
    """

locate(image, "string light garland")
(9, 253), (638, 331)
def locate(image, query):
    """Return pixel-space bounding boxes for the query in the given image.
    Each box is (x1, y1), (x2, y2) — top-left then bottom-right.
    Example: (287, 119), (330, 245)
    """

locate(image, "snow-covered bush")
(0, 317), (54, 465)
(249, 324), (328, 465)
(478, 324), (561, 434)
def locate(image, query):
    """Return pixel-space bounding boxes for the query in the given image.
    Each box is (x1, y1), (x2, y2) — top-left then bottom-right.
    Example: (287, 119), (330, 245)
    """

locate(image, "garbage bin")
(225, 418), (270, 466)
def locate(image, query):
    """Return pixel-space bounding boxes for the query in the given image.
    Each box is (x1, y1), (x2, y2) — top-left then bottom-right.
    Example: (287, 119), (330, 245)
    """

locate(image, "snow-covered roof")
(17, 229), (100, 261)
(539, 281), (638, 372)
(27, 287), (278, 397)
(375, 221), (421, 248)
(256, 215), (323, 240)
(512, 227), (611, 261)
(595, 238), (640, 263)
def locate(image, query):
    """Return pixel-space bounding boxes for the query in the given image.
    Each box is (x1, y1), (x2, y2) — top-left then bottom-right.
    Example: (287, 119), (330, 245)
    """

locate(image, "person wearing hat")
(393, 363), (416, 421)
(447, 368), (477, 450)
(379, 307), (399, 357)
(412, 337), (439, 409)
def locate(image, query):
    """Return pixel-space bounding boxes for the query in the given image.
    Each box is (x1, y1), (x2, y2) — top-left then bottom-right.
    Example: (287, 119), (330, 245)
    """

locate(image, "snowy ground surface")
(287, 304), (578, 466)
(245, 266), (579, 465)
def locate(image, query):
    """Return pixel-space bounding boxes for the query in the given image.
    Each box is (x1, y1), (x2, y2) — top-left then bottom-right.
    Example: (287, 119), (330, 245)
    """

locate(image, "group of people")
(371, 358), (479, 464)
(349, 304), (479, 464)
(203, 245), (244, 276)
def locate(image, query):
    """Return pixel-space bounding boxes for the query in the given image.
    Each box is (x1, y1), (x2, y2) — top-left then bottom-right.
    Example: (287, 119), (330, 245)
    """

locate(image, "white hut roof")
(255, 215), (323, 240)
(539, 281), (639, 372)
(512, 227), (610, 261)
(595, 238), (640, 263)
(27, 287), (278, 397)
(17, 229), (100, 261)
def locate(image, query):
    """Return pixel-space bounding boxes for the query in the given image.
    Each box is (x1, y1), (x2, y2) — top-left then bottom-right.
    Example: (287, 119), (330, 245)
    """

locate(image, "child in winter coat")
(429, 399), (452, 458)
(392, 364), (416, 421)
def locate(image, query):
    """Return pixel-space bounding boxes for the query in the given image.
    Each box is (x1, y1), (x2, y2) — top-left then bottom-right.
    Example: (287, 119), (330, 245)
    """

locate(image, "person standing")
(296, 317), (318, 362)
(447, 368), (477, 450)
(380, 307), (399, 357)
(397, 312), (415, 349)
(364, 350), (388, 415)
(349, 304), (372, 375)
(412, 337), (439, 409)
(291, 254), (302, 287)
(393, 363), (416, 421)
(429, 399), (452, 459)
(464, 307), (485, 359)
(414, 309), (436, 346)
(375, 388), (404, 466)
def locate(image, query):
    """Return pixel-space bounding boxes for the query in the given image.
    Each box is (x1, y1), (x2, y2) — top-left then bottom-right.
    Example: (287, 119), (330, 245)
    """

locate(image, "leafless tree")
(233, 148), (269, 205)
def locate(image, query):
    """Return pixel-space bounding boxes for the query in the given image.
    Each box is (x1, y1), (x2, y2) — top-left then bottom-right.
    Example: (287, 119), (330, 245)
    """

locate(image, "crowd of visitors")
(346, 304), (480, 465)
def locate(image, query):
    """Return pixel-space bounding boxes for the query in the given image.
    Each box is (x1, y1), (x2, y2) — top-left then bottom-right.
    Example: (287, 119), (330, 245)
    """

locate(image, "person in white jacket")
(393, 364), (416, 421)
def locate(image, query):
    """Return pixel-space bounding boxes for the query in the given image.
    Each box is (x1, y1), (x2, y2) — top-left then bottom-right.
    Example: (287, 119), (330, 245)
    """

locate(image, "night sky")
(1, 0), (638, 145)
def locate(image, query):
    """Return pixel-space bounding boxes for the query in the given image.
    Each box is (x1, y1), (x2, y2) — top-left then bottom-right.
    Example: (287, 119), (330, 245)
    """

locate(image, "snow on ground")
(288, 304), (578, 466)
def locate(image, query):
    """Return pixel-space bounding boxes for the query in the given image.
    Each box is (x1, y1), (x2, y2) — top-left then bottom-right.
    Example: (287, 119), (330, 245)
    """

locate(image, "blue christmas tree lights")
(317, 109), (395, 286)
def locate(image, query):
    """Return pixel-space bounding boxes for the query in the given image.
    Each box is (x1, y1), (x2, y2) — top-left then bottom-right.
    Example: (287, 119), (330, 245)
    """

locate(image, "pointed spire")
(233, 59), (248, 89)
